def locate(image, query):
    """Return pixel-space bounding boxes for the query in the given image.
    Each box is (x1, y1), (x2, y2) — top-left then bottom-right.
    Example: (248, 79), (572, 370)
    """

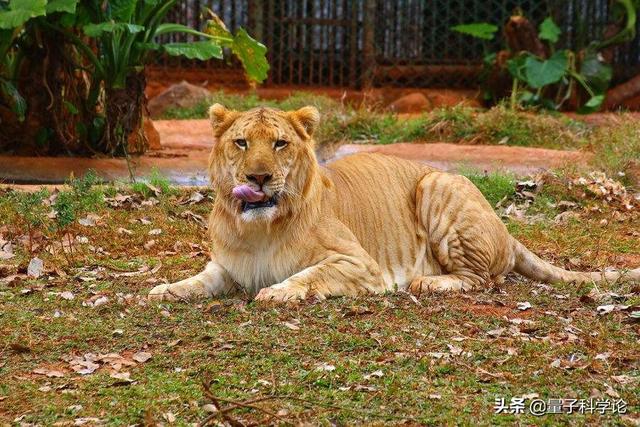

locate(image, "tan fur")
(149, 105), (640, 302)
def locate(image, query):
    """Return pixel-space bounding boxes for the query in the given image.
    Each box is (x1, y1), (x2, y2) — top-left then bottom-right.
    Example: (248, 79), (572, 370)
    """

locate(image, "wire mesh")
(154, 0), (640, 89)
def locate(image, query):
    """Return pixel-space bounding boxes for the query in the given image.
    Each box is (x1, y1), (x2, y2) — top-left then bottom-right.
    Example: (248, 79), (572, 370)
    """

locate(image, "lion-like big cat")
(149, 105), (640, 302)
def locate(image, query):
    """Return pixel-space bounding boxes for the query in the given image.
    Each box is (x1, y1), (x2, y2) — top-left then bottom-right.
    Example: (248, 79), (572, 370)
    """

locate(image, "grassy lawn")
(1, 165), (638, 425)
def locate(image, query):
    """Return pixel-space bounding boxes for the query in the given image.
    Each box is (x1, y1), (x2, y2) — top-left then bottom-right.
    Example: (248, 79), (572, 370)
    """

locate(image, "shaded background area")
(155, 0), (640, 89)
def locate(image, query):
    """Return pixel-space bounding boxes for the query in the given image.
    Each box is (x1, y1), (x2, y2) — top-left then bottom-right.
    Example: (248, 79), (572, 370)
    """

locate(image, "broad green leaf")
(163, 41), (223, 60)
(204, 16), (268, 82)
(230, 28), (269, 83)
(84, 22), (144, 37)
(579, 50), (612, 94)
(0, 78), (26, 121)
(0, 0), (46, 29)
(9, 0), (45, 12)
(206, 13), (232, 40)
(451, 23), (498, 40)
(578, 94), (605, 114)
(46, 0), (79, 14)
(538, 17), (561, 43)
(136, 41), (159, 51)
(109, 0), (137, 22)
(121, 23), (144, 33)
(523, 51), (568, 88)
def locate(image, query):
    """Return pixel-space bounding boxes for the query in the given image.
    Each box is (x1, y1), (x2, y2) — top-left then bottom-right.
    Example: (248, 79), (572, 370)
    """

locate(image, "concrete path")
(0, 119), (588, 185)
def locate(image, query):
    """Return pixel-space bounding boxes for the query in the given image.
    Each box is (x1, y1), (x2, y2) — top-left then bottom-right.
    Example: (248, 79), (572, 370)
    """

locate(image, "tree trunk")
(104, 72), (148, 155)
(483, 50), (514, 104)
(503, 16), (547, 58)
(1, 32), (92, 156)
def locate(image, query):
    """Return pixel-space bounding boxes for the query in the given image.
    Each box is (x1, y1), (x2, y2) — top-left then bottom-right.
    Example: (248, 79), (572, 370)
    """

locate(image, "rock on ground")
(387, 91), (483, 113)
(387, 92), (432, 113)
(148, 81), (211, 118)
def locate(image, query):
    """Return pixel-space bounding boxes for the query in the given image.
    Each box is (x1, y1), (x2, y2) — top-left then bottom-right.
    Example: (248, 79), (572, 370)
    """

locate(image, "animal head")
(207, 104), (321, 222)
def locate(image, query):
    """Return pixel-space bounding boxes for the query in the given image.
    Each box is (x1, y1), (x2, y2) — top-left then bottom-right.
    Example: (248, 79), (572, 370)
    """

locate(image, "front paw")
(148, 279), (206, 302)
(148, 283), (174, 301)
(255, 283), (307, 302)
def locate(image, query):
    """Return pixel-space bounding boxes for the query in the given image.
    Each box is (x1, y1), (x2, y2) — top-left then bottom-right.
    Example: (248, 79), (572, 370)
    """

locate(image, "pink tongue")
(232, 184), (265, 202)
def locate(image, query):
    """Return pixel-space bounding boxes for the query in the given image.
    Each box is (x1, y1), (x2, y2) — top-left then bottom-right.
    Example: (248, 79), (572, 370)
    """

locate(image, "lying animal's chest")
(219, 244), (299, 294)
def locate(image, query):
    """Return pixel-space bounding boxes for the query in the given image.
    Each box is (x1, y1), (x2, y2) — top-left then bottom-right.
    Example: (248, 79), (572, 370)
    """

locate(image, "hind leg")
(409, 274), (474, 295)
(412, 172), (516, 295)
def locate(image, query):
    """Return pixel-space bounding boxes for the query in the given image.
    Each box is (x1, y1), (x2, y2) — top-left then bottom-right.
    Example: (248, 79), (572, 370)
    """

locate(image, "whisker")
(281, 187), (302, 201)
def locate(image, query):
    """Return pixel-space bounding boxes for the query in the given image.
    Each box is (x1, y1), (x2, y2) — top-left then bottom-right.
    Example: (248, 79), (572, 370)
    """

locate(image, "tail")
(512, 238), (640, 285)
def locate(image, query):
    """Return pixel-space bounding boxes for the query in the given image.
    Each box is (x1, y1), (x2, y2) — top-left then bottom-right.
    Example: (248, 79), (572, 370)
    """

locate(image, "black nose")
(246, 174), (272, 186)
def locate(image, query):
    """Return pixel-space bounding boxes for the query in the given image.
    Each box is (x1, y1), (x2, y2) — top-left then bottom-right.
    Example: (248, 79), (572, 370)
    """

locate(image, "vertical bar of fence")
(340, 0), (346, 87)
(288, 0), (294, 85)
(327, 0), (338, 86)
(347, 1), (357, 86)
(298, 0), (304, 85)
(318, 0), (325, 86)
(266, 0), (275, 85)
(278, 0), (285, 84)
(361, 0), (376, 89)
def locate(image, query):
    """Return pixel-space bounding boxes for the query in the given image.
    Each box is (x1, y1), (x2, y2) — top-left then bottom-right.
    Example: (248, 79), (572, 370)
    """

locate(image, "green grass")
(422, 104), (590, 149)
(131, 168), (176, 198)
(2, 274), (638, 425)
(588, 114), (640, 186)
(461, 168), (517, 206)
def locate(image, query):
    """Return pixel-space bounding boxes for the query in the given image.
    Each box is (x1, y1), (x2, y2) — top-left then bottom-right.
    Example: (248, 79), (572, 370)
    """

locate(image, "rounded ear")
(287, 106), (320, 138)
(208, 103), (239, 136)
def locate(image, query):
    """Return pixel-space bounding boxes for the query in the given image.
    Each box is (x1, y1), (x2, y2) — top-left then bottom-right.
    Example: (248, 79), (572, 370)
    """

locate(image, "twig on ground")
(200, 380), (286, 426)
(200, 380), (417, 425)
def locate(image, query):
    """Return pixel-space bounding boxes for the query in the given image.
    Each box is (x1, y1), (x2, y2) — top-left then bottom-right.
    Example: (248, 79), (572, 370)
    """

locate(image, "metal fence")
(156, 0), (640, 89)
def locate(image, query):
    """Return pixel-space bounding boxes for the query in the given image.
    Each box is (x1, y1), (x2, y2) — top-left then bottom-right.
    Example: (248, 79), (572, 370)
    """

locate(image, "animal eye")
(274, 139), (288, 149)
(234, 139), (247, 149)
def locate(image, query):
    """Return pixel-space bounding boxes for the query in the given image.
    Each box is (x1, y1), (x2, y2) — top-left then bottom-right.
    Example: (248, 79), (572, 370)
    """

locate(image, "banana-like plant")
(0, 0), (268, 155)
